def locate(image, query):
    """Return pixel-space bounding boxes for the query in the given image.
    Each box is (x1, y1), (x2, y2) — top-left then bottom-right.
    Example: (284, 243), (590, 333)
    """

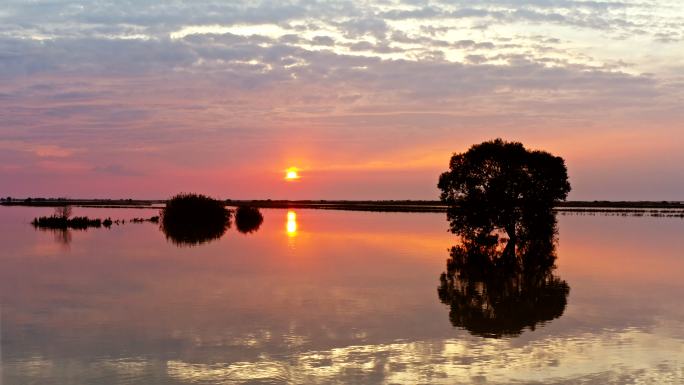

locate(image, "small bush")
(161, 193), (231, 246)
(235, 206), (264, 234)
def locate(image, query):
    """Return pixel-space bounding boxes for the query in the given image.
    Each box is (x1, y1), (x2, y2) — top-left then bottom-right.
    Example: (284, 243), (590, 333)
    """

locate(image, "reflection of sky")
(1, 207), (684, 384)
(1, 1), (684, 200)
(165, 329), (683, 384)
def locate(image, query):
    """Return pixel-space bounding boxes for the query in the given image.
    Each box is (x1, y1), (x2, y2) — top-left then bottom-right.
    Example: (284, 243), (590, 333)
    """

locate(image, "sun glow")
(285, 167), (300, 181)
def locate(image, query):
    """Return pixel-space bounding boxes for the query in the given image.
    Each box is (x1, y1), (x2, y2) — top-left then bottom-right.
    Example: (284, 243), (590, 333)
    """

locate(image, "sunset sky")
(1, 0), (682, 200)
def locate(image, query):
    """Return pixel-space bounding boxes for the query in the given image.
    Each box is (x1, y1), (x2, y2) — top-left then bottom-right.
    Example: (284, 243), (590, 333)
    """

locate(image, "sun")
(285, 167), (300, 181)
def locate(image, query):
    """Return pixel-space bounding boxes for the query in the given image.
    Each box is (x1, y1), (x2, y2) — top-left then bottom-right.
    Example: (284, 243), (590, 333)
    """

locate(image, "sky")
(0, 0), (683, 200)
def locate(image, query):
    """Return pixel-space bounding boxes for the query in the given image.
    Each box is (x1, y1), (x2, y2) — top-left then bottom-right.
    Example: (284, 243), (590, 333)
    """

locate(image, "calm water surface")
(1, 206), (683, 384)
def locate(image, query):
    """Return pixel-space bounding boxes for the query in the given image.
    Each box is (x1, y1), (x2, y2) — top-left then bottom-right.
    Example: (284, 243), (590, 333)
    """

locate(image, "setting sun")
(285, 167), (300, 181)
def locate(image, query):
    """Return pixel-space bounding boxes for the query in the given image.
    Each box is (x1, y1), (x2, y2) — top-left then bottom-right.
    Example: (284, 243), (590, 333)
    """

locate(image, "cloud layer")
(1, 0), (683, 199)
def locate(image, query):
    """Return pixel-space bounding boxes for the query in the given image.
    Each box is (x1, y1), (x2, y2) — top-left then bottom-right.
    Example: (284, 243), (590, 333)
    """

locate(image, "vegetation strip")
(5, 198), (684, 213)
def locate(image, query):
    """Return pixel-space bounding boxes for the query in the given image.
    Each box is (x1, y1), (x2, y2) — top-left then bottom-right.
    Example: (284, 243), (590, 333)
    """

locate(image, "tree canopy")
(438, 139), (571, 240)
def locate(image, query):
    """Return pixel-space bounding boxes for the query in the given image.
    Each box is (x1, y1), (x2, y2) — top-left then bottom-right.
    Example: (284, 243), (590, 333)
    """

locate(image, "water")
(1, 206), (683, 384)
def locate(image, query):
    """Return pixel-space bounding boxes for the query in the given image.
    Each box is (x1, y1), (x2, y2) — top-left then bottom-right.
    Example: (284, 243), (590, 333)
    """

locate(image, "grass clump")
(32, 215), (102, 229)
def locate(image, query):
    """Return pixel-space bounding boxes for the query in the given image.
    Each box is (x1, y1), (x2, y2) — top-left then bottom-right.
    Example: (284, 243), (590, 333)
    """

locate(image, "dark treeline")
(227, 200), (446, 212)
(3, 196), (684, 213)
(560, 208), (684, 218)
(2, 197), (163, 207)
(558, 201), (684, 208)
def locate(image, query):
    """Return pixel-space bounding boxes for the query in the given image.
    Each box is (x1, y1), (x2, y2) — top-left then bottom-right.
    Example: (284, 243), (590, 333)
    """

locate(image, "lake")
(1, 206), (683, 384)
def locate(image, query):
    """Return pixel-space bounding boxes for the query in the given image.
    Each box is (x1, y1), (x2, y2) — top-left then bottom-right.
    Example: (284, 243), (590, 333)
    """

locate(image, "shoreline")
(2, 199), (684, 213)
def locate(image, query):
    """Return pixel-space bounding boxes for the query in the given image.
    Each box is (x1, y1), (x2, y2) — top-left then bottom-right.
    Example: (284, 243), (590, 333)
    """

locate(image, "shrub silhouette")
(32, 213), (102, 230)
(234, 206), (264, 234)
(161, 193), (231, 246)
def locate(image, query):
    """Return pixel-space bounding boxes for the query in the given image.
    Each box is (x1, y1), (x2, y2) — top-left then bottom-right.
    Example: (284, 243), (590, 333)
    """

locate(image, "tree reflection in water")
(33, 227), (73, 247)
(438, 211), (569, 338)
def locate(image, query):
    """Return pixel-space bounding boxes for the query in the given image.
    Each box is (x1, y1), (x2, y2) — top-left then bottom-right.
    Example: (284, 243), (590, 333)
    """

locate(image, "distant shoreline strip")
(2, 199), (684, 215)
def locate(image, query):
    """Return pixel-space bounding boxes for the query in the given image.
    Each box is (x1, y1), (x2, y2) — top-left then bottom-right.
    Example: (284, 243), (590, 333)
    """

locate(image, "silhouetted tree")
(437, 141), (571, 337)
(234, 206), (264, 234)
(438, 139), (570, 241)
(54, 205), (72, 220)
(160, 193), (231, 246)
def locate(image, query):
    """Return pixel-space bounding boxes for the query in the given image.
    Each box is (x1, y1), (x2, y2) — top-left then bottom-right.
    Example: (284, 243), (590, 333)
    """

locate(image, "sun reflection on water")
(286, 211), (298, 237)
